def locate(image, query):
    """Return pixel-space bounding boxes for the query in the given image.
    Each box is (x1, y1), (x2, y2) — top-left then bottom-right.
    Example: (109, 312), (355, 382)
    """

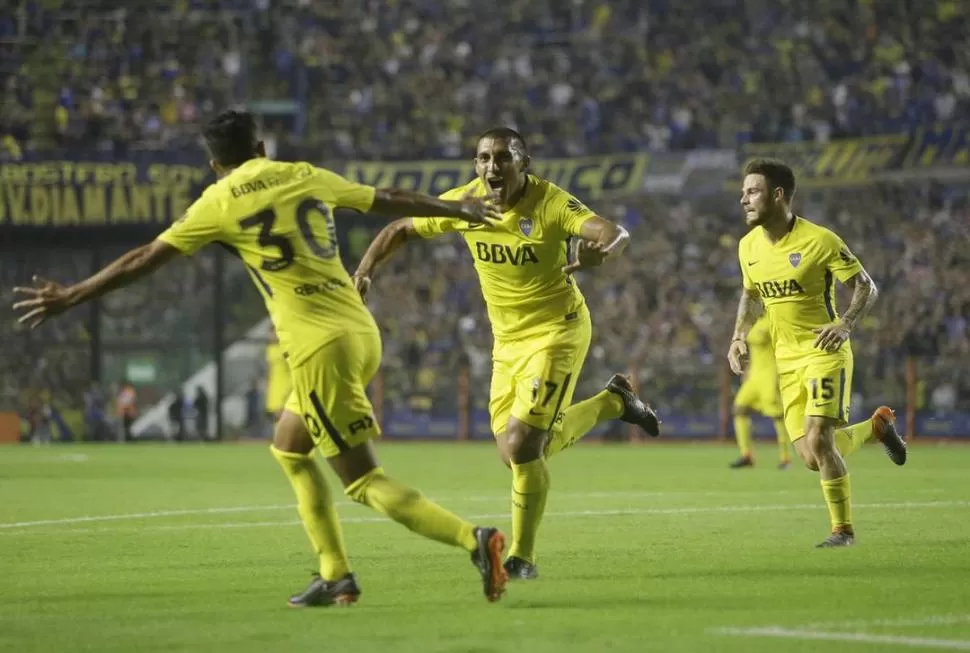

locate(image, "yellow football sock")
(345, 468), (478, 552)
(734, 414), (753, 458)
(546, 390), (623, 458)
(821, 474), (852, 531)
(773, 419), (790, 462)
(835, 420), (873, 457)
(270, 446), (350, 580)
(508, 458), (550, 564)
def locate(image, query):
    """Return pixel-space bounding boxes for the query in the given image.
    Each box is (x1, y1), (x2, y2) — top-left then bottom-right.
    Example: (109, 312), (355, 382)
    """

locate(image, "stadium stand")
(1, 0), (968, 440)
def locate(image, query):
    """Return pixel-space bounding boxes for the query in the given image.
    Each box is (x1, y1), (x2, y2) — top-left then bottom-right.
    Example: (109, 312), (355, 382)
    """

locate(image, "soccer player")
(727, 158), (908, 547)
(13, 110), (510, 605)
(729, 314), (791, 469)
(353, 128), (660, 579)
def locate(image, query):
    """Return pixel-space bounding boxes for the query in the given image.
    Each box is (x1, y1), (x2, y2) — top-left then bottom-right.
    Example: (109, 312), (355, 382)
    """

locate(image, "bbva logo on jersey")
(754, 279), (806, 298)
(474, 242), (539, 265)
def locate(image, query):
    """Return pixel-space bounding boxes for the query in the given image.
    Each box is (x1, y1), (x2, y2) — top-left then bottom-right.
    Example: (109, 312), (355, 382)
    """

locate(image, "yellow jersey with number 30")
(411, 175), (596, 340)
(157, 158), (377, 366)
(739, 216), (864, 373)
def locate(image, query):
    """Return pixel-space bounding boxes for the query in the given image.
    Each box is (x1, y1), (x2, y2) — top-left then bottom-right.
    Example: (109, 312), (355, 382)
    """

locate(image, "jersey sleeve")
(157, 189), (224, 255)
(410, 185), (466, 239)
(549, 188), (596, 236)
(822, 230), (864, 282)
(738, 239), (756, 290)
(314, 167), (376, 212)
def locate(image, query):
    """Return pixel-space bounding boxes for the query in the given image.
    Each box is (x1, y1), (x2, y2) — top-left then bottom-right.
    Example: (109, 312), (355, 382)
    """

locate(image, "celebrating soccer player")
(13, 110), (511, 606)
(729, 314), (791, 469)
(727, 158), (908, 547)
(354, 128), (660, 579)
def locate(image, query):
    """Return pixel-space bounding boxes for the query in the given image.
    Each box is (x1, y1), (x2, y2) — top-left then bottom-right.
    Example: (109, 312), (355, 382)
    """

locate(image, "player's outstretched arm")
(369, 188), (501, 224)
(813, 269), (878, 352)
(352, 218), (419, 298)
(561, 216), (630, 274)
(12, 240), (181, 329)
(727, 287), (764, 375)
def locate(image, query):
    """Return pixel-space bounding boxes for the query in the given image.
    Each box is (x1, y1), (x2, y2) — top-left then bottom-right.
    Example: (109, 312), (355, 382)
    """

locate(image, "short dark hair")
(744, 158), (796, 202)
(477, 127), (528, 155)
(202, 110), (260, 166)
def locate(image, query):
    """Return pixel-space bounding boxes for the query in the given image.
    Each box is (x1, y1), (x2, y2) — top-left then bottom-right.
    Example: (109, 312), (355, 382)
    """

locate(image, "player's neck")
(760, 210), (795, 244)
(500, 174), (529, 212)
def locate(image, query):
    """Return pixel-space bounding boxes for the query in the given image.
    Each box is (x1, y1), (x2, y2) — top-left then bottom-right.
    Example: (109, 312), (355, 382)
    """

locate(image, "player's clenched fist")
(727, 338), (748, 376)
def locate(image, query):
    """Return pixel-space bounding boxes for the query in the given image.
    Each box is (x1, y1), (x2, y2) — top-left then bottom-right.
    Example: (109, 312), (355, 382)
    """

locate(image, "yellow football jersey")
(158, 159), (378, 366)
(264, 342), (291, 413)
(739, 216), (864, 372)
(744, 315), (776, 381)
(411, 175), (595, 340)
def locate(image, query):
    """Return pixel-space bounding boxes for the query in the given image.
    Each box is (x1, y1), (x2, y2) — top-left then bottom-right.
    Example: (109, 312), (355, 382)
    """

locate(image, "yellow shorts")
(778, 354), (853, 442)
(489, 307), (592, 436)
(284, 329), (382, 458)
(734, 373), (783, 418)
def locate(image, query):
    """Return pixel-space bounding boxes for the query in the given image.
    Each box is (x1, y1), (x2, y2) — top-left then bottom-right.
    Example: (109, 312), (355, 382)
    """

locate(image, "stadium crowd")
(2, 0), (969, 440)
(2, 0), (969, 160)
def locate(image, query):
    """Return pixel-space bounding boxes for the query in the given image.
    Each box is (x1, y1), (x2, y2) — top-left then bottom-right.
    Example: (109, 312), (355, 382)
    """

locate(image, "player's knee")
(497, 446), (512, 469)
(505, 420), (546, 464)
(806, 428), (834, 457)
(272, 411), (314, 455)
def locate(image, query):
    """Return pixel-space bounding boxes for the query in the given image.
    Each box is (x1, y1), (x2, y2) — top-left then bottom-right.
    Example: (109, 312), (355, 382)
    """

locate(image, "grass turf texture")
(2, 441), (969, 653)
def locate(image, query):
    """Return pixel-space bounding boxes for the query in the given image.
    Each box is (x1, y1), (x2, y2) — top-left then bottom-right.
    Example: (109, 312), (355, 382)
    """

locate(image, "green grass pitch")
(2, 441), (969, 652)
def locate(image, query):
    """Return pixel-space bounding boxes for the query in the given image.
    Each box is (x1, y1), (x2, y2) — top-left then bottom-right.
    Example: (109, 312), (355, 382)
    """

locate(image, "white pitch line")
(1, 500), (967, 537)
(715, 626), (970, 650)
(0, 490), (806, 529)
(802, 615), (970, 630)
(0, 504), (295, 529)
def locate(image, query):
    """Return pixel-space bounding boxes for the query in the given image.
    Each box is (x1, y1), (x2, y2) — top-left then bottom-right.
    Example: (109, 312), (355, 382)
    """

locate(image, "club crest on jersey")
(519, 218), (533, 236)
(789, 253), (802, 268)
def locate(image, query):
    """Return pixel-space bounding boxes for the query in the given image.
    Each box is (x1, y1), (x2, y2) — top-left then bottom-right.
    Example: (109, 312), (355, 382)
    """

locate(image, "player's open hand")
(12, 276), (72, 329)
(727, 338), (748, 376)
(562, 239), (608, 274)
(813, 321), (850, 353)
(352, 273), (371, 298)
(455, 190), (502, 226)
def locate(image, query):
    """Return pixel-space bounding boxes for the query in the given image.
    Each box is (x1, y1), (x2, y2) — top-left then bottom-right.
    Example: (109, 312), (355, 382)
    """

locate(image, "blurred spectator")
(168, 389), (186, 442)
(116, 379), (137, 441)
(193, 386), (209, 440)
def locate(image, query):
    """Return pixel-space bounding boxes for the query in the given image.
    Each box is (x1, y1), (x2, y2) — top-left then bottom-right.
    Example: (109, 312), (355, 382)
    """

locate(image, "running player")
(354, 128), (660, 579)
(13, 110), (510, 605)
(729, 314), (791, 469)
(727, 158), (907, 547)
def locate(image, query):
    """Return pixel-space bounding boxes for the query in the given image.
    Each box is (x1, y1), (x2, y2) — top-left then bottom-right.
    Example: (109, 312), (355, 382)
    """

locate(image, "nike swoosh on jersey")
(747, 261), (758, 266)
(528, 409), (545, 416)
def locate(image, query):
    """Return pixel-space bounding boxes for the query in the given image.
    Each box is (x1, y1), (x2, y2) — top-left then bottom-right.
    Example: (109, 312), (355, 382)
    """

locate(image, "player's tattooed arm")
(814, 269), (878, 352)
(727, 288), (763, 375)
(13, 240), (180, 328)
(352, 218), (418, 297)
(839, 270), (878, 330)
(561, 216), (630, 273)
